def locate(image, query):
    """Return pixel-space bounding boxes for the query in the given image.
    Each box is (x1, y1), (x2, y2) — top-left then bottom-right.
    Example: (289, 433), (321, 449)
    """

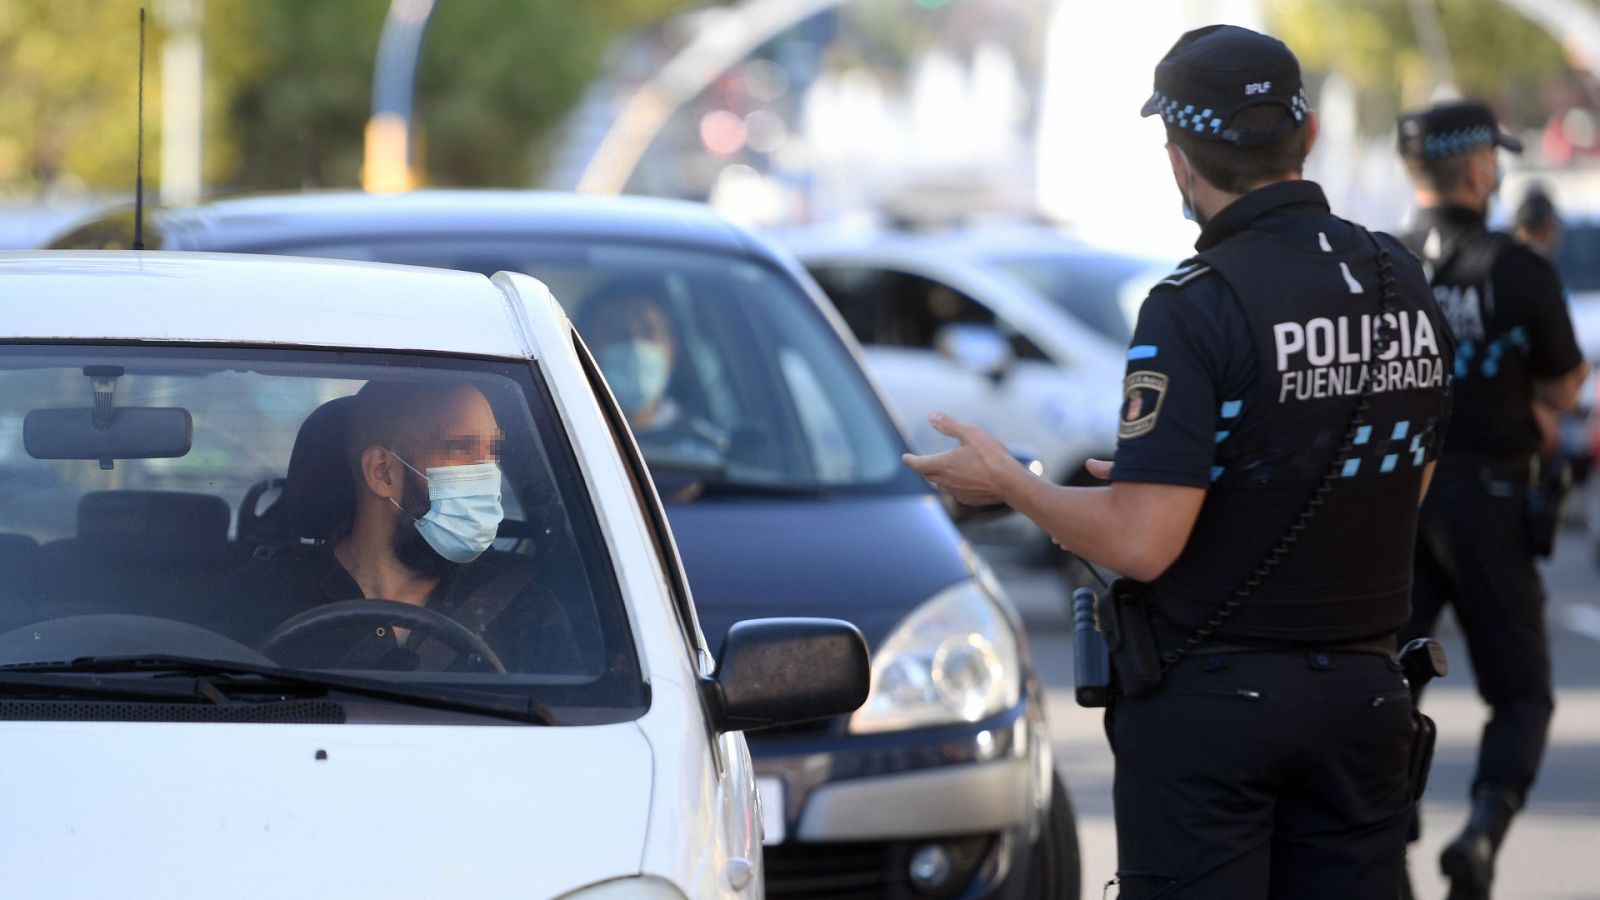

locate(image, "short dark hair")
(574, 276), (669, 334)
(344, 381), (475, 478)
(1403, 152), (1475, 196)
(1167, 105), (1310, 194)
(1516, 185), (1559, 233)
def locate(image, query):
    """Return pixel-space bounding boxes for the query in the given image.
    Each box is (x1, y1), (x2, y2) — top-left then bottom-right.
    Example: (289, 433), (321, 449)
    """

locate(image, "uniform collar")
(1195, 179), (1330, 251)
(1413, 204), (1486, 235)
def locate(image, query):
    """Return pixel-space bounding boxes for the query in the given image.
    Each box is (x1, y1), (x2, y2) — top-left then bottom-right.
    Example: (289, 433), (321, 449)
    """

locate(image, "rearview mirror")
(24, 407), (192, 464)
(935, 323), (1014, 383)
(707, 618), (869, 733)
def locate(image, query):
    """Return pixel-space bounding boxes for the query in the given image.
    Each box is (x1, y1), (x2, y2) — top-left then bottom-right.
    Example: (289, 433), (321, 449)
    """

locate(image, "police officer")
(1396, 101), (1588, 900)
(905, 25), (1452, 897)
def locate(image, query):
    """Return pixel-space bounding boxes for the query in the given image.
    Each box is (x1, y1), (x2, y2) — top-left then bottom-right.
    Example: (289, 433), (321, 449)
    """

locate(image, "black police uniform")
(1109, 26), (1455, 899)
(1395, 101), (1585, 892)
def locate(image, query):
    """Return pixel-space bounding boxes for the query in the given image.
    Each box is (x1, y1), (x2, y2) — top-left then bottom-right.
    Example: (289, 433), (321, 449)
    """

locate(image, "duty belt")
(1179, 635), (1398, 657)
(1438, 452), (1534, 483)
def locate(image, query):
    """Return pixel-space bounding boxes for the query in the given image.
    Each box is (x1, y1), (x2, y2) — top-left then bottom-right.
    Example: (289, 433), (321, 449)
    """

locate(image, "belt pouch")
(1408, 709), (1439, 801)
(1101, 578), (1163, 698)
(1524, 458), (1570, 558)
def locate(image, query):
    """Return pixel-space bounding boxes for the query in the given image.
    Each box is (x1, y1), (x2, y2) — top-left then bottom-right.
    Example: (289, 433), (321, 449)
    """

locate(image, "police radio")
(1072, 232), (1445, 709)
(1071, 588), (1112, 707)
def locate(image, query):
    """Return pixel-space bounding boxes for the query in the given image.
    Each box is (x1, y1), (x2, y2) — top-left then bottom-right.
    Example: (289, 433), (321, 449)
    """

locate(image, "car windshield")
(246, 237), (914, 496)
(0, 345), (644, 723)
(991, 253), (1156, 346)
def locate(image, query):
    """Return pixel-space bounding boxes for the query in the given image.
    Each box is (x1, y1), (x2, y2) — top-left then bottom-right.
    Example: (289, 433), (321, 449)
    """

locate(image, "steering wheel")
(255, 599), (508, 674)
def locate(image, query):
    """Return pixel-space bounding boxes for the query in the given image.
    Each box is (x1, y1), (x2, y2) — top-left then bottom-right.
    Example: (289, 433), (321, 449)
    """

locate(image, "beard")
(392, 465), (457, 581)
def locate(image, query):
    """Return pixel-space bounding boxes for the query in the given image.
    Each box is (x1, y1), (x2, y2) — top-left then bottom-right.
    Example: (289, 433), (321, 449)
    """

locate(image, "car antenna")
(131, 7), (147, 251)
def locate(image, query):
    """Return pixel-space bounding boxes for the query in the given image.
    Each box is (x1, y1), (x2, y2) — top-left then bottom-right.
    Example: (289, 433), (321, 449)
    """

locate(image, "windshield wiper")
(0, 656), (555, 725)
(0, 670), (231, 704)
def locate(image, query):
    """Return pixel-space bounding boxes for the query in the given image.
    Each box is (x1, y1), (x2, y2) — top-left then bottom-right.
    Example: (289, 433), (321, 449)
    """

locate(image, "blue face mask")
(597, 340), (671, 414)
(1175, 146), (1202, 225)
(388, 452), (503, 564)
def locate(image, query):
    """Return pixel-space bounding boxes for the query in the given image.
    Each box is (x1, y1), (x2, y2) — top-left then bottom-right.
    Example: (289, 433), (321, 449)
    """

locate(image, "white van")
(785, 225), (1167, 554)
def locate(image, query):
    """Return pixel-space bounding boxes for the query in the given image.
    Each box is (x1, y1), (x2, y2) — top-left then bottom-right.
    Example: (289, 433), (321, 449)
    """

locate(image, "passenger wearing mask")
(215, 380), (574, 670)
(577, 278), (727, 464)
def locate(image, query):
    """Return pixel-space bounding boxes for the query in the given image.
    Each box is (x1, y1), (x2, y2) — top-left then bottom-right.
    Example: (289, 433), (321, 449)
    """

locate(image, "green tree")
(0, 0), (698, 195)
(0, 0), (159, 194)
(218, 0), (697, 190)
(1268, 0), (1571, 134)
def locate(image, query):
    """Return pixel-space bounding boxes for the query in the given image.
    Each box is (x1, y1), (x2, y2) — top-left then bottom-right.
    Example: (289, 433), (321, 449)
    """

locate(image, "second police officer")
(1395, 101), (1588, 900)
(904, 25), (1454, 897)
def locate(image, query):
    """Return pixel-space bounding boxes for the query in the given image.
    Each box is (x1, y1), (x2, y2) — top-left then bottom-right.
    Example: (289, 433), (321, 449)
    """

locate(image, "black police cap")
(1396, 100), (1523, 160)
(1139, 24), (1309, 146)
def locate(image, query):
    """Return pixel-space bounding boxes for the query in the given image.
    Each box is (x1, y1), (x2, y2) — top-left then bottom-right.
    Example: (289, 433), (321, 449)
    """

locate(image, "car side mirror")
(935, 323), (1014, 383)
(944, 445), (1043, 523)
(706, 618), (869, 733)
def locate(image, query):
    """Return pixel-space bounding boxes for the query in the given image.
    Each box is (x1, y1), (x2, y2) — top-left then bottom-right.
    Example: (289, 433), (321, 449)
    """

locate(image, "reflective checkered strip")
(1421, 125), (1495, 159)
(1149, 92), (1225, 135)
(1149, 87), (1310, 135)
(1289, 87), (1309, 121)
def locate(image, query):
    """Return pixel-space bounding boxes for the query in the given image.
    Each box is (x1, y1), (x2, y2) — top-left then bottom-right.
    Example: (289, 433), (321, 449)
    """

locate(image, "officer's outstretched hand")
(903, 411), (1025, 507)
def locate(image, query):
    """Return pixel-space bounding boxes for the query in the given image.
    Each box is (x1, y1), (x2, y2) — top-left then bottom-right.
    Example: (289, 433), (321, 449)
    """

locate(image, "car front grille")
(763, 834), (996, 900)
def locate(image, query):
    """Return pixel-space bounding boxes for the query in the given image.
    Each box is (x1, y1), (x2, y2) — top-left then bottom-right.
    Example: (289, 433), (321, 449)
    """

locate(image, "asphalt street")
(984, 522), (1600, 900)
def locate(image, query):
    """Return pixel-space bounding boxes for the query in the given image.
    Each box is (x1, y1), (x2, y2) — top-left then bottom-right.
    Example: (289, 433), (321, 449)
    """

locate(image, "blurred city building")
(10, 0), (1600, 257)
(545, 0), (1600, 263)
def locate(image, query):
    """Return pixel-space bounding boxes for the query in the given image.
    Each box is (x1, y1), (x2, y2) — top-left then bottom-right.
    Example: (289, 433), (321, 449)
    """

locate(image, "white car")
(0, 251), (868, 898)
(783, 224), (1166, 546)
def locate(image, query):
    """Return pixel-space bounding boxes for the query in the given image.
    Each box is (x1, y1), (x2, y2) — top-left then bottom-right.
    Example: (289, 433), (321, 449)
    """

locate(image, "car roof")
(137, 190), (757, 257)
(0, 250), (534, 357)
(776, 221), (1156, 267)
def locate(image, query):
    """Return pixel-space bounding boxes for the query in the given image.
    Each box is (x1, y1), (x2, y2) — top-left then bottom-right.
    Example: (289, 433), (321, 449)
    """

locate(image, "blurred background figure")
(1515, 182), (1562, 258)
(1515, 183), (1570, 459)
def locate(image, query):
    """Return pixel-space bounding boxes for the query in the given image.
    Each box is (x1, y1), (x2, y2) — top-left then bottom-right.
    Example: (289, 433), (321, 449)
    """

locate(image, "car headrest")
(263, 395), (357, 543)
(78, 491), (229, 548)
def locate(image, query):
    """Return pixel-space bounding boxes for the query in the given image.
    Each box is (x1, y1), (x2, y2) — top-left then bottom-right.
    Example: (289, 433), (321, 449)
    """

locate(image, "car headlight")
(555, 876), (689, 899)
(849, 579), (1022, 734)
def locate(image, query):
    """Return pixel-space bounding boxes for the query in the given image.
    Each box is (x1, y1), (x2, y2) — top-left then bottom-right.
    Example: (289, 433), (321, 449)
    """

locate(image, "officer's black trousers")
(1110, 650), (1414, 899)
(1404, 465), (1554, 807)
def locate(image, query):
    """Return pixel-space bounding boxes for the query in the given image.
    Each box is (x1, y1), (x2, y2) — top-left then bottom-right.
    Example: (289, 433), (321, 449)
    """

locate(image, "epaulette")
(1154, 260), (1213, 289)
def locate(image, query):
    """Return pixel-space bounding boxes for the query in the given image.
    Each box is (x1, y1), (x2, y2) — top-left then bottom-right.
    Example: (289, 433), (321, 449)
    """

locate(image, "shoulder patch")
(1119, 370), (1169, 439)
(1156, 262), (1213, 289)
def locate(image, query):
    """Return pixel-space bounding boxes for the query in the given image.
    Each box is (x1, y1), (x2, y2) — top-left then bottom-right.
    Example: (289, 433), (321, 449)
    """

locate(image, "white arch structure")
(570, 0), (1600, 197)
(575, 0), (849, 194)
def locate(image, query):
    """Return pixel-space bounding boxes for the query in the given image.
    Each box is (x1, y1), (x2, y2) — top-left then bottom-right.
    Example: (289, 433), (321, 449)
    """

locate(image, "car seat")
(238, 395), (356, 551)
(0, 534), (40, 633)
(34, 491), (243, 621)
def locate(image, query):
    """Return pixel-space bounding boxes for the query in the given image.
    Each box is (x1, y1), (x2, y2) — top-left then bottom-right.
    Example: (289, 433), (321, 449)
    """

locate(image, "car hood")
(0, 720), (654, 897)
(665, 492), (973, 651)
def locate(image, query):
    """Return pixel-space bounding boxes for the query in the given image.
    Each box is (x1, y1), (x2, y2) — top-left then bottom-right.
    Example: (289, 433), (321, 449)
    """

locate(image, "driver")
(576, 278), (727, 462)
(215, 381), (575, 671)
